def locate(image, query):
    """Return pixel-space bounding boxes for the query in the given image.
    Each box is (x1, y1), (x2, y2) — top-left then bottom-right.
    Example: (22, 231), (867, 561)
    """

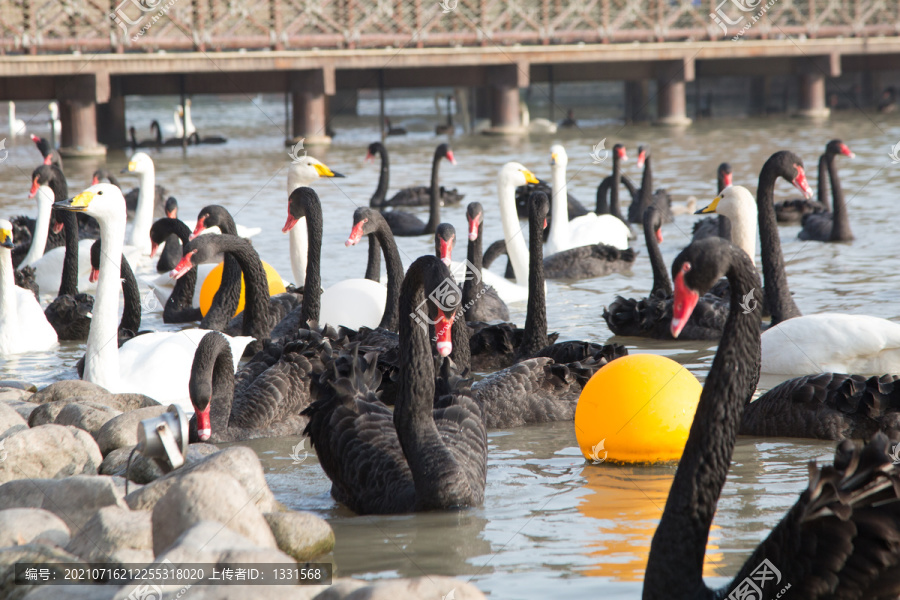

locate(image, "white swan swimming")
(694, 185), (757, 264)
(495, 161), (541, 302)
(0, 219), (57, 355)
(8, 102), (25, 137)
(544, 144), (631, 254)
(54, 184), (252, 412)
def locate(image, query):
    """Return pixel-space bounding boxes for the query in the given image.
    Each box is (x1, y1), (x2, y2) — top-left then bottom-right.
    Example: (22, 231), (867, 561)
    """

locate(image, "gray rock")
(0, 508), (70, 548)
(155, 520), (294, 572)
(0, 544), (86, 600)
(54, 402), (122, 436)
(126, 447), (277, 514)
(264, 511), (334, 561)
(313, 579), (369, 600)
(31, 381), (158, 411)
(101, 443), (220, 484)
(0, 475), (129, 531)
(160, 585), (325, 600)
(0, 381), (37, 392)
(0, 425), (103, 484)
(65, 506), (153, 565)
(4, 401), (39, 422)
(152, 471), (276, 555)
(96, 406), (168, 455)
(343, 577), (487, 600)
(0, 402), (27, 439)
(22, 585), (122, 600)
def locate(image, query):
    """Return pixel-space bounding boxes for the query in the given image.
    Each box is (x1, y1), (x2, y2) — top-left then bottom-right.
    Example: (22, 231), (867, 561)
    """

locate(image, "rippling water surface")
(1, 94), (899, 597)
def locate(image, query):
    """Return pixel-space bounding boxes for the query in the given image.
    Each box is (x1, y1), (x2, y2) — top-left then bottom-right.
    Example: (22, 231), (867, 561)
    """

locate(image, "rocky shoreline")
(0, 382), (485, 600)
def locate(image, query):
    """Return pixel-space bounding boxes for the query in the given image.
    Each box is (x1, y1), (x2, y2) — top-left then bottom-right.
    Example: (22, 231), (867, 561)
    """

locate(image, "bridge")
(1, 0), (898, 156)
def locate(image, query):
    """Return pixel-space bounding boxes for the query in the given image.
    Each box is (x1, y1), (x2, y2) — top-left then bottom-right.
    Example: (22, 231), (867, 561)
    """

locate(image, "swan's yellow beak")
(521, 169), (540, 185)
(550, 152), (558, 165)
(696, 195), (720, 215)
(313, 162), (345, 178)
(0, 228), (13, 249)
(127, 161), (137, 172)
(56, 190), (94, 212)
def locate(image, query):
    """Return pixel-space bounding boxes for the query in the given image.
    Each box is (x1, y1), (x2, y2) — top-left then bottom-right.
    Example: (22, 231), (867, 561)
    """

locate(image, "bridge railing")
(2, 0), (898, 55)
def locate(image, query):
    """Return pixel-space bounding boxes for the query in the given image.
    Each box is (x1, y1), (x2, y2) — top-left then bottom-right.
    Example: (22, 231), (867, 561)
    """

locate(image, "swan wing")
(0, 287), (58, 354)
(567, 214), (631, 250)
(320, 279), (387, 330)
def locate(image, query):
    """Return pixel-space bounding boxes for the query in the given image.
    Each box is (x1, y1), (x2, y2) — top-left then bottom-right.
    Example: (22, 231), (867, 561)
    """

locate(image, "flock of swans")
(1, 130), (899, 599)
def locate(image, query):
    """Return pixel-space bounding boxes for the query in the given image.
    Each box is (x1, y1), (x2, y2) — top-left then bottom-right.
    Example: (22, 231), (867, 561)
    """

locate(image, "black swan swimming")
(150, 218), (203, 324)
(644, 236), (900, 600)
(774, 139), (852, 224)
(798, 140), (855, 242)
(461, 202), (509, 322)
(43, 209), (93, 340)
(30, 134), (63, 170)
(627, 145), (672, 224)
(302, 255), (487, 515)
(379, 146), (454, 236)
(381, 143), (463, 208)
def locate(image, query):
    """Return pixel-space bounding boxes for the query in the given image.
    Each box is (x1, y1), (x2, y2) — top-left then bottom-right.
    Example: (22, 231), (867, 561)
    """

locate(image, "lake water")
(1, 94), (898, 598)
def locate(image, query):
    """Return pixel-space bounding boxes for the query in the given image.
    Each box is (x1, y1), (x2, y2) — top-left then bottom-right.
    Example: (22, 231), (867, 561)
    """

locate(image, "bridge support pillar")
(486, 64), (527, 135)
(331, 89), (358, 116)
(57, 75), (106, 158)
(291, 69), (331, 145)
(656, 77), (691, 126)
(796, 72), (830, 118)
(97, 85), (126, 149)
(624, 80), (649, 123)
(749, 76), (770, 115)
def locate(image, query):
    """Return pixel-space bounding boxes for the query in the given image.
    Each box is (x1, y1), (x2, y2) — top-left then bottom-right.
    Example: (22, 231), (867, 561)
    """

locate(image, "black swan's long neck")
(300, 199), (323, 324)
(191, 333), (235, 434)
(370, 146), (390, 208)
(424, 152), (441, 234)
(395, 259), (463, 509)
(58, 211), (79, 297)
(519, 212), (549, 357)
(644, 249), (762, 600)
(374, 221), (403, 331)
(462, 222), (485, 311)
(365, 234), (382, 282)
(158, 219), (197, 316)
(637, 155), (653, 214)
(757, 163), (801, 324)
(816, 153), (829, 209)
(827, 153), (852, 241)
(595, 178), (611, 214)
(611, 156), (622, 217)
(646, 227), (671, 298)
(201, 254), (242, 331)
(119, 255), (141, 336)
(208, 236), (272, 344)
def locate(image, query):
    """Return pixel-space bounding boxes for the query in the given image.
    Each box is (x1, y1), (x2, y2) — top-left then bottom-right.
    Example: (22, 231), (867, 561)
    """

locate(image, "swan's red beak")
(43, 155), (52, 166)
(166, 208), (177, 219)
(723, 172), (733, 187)
(840, 143), (855, 158)
(150, 241), (159, 258)
(346, 220), (365, 246)
(671, 264), (699, 339)
(89, 267), (99, 284)
(446, 150), (457, 165)
(52, 221), (63, 234)
(467, 216), (480, 241)
(29, 177), (39, 199)
(170, 250), (196, 279)
(542, 218), (548, 230)
(636, 149), (646, 169)
(792, 166), (813, 200)
(656, 228), (663, 244)
(30, 134), (39, 143)
(365, 151), (373, 162)
(439, 238), (453, 266)
(196, 406), (211, 441)
(435, 309), (454, 357)
(91, 176), (99, 186)
(189, 216), (206, 241)
(616, 146), (627, 162)
(283, 212), (299, 233)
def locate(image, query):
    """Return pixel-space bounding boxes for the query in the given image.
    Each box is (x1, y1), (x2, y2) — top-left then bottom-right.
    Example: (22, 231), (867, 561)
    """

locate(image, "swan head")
(89, 239), (101, 283)
(283, 187), (321, 233)
(436, 143), (456, 165)
(636, 145), (648, 169)
(434, 223), (456, 266)
(171, 234), (239, 279)
(826, 139), (854, 158)
(165, 197), (178, 219)
(643, 205), (664, 244)
(191, 205), (233, 240)
(54, 183), (126, 224)
(613, 143), (628, 162)
(0, 219), (14, 249)
(123, 151), (154, 175)
(287, 156), (345, 192)
(765, 151), (813, 199)
(695, 185), (757, 223)
(717, 162), (733, 189)
(499, 162), (540, 188)
(365, 142), (385, 162)
(410, 256), (459, 357)
(30, 164), (58, 199)
(49, 101), (59, 120)
(528, 191), (550, 231)
(550, 144), (567, 168)
(346, 207), (386, 246)
(466, 202), (483, 241)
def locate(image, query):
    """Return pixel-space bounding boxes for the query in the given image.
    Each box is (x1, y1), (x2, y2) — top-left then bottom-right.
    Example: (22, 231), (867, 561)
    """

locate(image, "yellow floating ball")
(199, 261), (286, 317)
(574, 354), (701, 464)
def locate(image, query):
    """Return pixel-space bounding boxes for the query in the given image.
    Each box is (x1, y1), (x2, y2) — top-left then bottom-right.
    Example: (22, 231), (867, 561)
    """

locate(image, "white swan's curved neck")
(726, 198), (758, 266)
(19, 187), (53, 268)
(129, 168), (154, 253)
(498, 176), (529, 286)
(0, 248), (17, 325)
(85, 216), (124, 390)
(184, 103), (195, 134)
(547, 161), (569, 252)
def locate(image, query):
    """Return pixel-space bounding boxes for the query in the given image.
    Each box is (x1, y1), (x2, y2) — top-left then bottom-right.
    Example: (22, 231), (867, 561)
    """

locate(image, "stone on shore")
(96, 406), (168, 455)
(100, 443), (219, 483)
(0, 508), (70, 548)
(0, 425), (102, 484)
(0, 475), (129, 531)
(0, 403), (27, 439)
(264, 511), (334, 561)
(0, 544), (85, 600)
(65, 506), (153, 565)
(340, 576), (487, 600)
(155, 520), (294, 567)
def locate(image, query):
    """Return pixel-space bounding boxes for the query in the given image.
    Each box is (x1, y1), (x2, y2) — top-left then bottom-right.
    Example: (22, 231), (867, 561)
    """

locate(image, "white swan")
(496, 162), (541, 301)
(55, 184), (252, 412)
(520, 102), (557, 134)
(121, 152), (159, 255)
(183, 99), (197, 138)
(17, 184), (55, 269)
(695, 185), (757, 264)
(8, 102), (25, 137)
(545, 144), (630, 254)
(0, 219), (57, 355)
(285, 155), (345, 286)
(48, 102), (61, 144)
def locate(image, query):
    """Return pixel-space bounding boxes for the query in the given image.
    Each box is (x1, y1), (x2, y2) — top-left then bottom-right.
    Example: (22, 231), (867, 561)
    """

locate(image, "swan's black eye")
(97, 190), (103, 195)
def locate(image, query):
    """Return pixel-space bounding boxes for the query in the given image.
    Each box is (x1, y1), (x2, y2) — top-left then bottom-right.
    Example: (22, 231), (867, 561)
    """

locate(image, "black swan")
(381, 143), (463, 208)
(594, 143), (635, 224)
(43, 210), (93, 340)
(691, 162), (733, 242)
(384, 117), (406, 136)
(92, 167), (172, 221)
(798, 140), (855, 242)
(187, 330), (334, 442)
(462, 202), (509, 322)
(515, 179), (588, 221)
(365, 141), (391, 208)
(603, 206), (728, 340)
(774, 140), (852, 224)
(187, 131), (227, 145)
(150, 218), (202, 324)
(128, 126), (159, 148)
(434, 222), (456, 266)
(542, 232), (636, 280)
(29, 134), (63, 170)
(645, 236), (900, 600)
(627, 145), (672, 224)
(302, 255), (487, 515)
